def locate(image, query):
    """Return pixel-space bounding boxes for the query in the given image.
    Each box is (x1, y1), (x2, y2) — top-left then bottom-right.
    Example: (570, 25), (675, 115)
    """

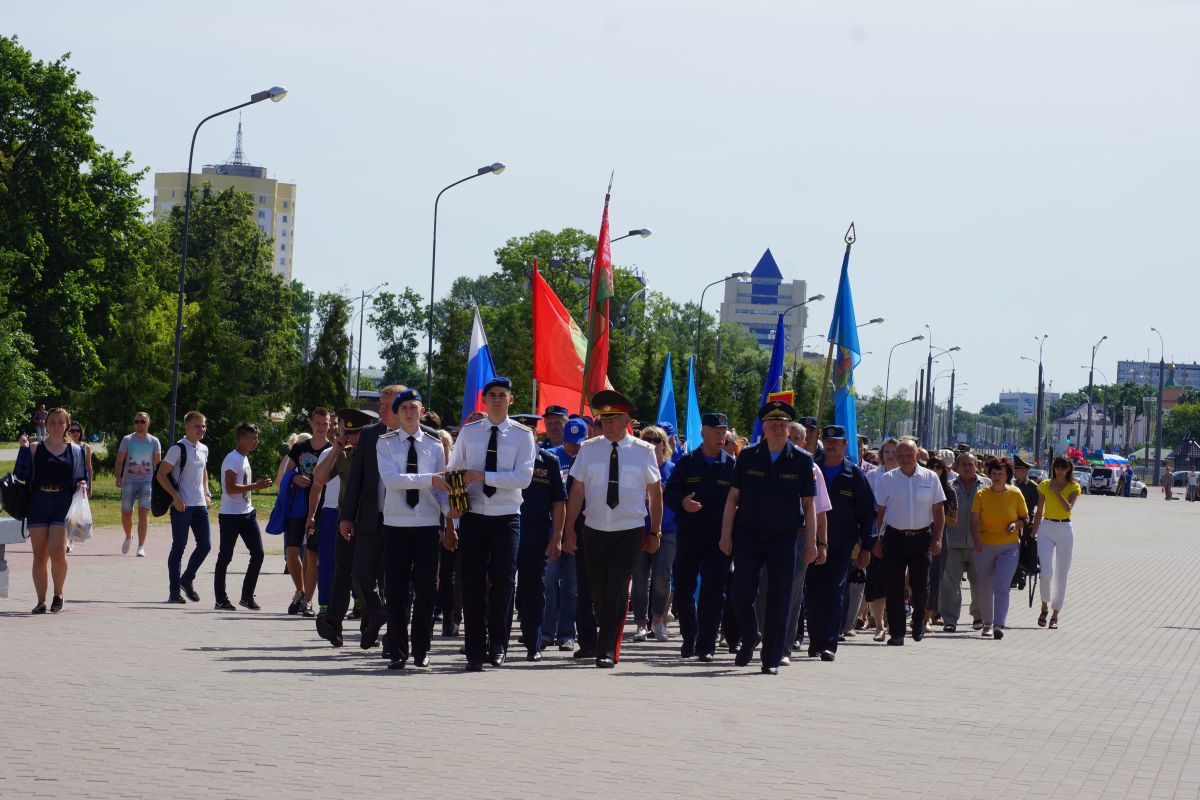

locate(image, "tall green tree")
(293, 292), (351, 424)
(368, 288), (426, 388)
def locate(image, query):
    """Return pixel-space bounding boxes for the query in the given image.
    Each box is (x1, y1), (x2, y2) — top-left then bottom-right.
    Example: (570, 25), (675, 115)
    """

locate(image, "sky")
(11, 0), (1200, 412)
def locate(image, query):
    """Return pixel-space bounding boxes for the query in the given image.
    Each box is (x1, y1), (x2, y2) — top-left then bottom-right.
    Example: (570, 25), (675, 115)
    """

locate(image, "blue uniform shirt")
(731, 440), (816, 531)
(664, 446), (736, 536)
(819, 456), (878, 551)
(520, 447), (567, 531)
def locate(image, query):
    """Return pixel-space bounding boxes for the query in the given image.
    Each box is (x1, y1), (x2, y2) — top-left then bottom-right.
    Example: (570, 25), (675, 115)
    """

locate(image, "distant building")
(1116, 360), (1200, 389)
(719, 248), (809, 351)
(998, 390), (1062, 420)
(153, 120), (297, 280)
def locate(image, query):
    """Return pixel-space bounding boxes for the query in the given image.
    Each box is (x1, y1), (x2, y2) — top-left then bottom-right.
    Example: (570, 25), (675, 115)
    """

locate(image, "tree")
(1164, 404), (1200, 449)
(0, 311), (52, 438)
(979, 402), (1010, 417)
(293, 292), (351, 425)
(368, 288), (426, 388)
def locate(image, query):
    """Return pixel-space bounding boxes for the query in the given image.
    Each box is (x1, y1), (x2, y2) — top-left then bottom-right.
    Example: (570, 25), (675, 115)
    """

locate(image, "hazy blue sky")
(11, 1), (1199, 411)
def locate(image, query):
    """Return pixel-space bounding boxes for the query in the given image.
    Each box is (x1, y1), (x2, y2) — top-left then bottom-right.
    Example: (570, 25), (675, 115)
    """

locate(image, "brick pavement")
(2, 496), (1200, 799)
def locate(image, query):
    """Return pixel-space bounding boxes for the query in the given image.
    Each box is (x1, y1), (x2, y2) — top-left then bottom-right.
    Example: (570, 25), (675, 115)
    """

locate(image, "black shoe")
(465, 660), (485, 672)
(972, 618), (983, 631)
(761, 665), (779, 675)
(31, 602), (47, 614)
(886, 637), (904, 646)
(489, 651), (506, 668)
(993, 627), (1005, 640)
(301, 602), (315, 618)
(348, 601), (363, 620)
(388, 659), (407, 670)
(819, 650), (836, 662)
(49, 596), (63, 613)
(442, 622), (460, 637)
(595, 657), (615, 668)
(413, 653), (430, 668)
(180, 579), (200, 603)
(727, 640), (741, 654)
(680, 641), (696, 659)
(214, 599), (236, 611)
(735, 640), (757, 667)
(526, 650), (542, 662)
(912, 630), (925, 642)
(287, 593), (303, 615)
(239, 596), (261, 610)
(166, 595), (186, 604)
(943, 623), (957, 633)
(360, 615), (383, 649)
(573, 648), (597, 660)
(698, 652), (715, 663)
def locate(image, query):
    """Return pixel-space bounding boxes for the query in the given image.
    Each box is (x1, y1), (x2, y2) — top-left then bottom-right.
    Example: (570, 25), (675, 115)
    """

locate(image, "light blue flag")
(685, 355), (702, 453)
(751, 313), (787, 443)
(655, 353), (677, 432)
(827, 246), (862, 461)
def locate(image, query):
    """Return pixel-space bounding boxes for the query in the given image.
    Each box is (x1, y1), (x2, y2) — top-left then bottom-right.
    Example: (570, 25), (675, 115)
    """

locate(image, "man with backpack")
(155, 410), (212, 604)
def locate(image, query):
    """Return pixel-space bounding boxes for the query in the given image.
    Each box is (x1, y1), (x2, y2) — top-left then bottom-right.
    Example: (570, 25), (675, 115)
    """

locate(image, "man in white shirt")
(445, 377), (536, 672)
(378, 388), (451, 669)
(156, 410), (212, 604)
(214, 423), (273, 610)
(563, 390), (662, 669)
(871, 439), (946, 645)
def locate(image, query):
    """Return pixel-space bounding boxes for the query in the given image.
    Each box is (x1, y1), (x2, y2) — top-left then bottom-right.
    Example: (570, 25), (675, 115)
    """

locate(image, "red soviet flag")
(532, 263), (588, 389)
(581, 177), (614, 406)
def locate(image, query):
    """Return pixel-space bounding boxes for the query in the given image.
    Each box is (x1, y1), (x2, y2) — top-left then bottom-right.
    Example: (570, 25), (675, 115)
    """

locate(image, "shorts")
(121, 481), (153, 513)
(284, 517), (307, 549)
(27, 490), (73, 528)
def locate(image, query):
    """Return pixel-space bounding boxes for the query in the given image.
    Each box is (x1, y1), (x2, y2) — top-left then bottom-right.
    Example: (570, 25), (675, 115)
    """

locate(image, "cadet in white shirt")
(377, 388), (451, 669)
(563, 390), (662, 669)
(871, 439), (946, 645)
(444, 377), (536, 672)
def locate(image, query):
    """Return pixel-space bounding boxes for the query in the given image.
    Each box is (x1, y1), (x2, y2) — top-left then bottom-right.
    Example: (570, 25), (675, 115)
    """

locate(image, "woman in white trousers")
(1031, 456), (1081, 630)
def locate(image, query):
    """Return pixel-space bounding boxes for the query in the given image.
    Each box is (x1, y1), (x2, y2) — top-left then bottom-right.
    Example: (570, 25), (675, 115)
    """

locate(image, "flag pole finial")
(844, 221), (856, 246)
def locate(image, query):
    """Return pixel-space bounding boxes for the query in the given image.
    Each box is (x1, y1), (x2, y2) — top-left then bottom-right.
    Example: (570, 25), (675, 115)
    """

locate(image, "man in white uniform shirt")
(445, 377), (536, 672)
(563, 390), (662, 669)
(871, 439), (946, 645)
(378, 388), (451, 670)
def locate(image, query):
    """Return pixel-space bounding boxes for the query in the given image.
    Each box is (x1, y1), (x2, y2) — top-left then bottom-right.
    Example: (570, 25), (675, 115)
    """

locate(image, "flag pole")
(580, 172), (614, 413)
(816, 223), (855, 422)
(531, 258), (539, 414)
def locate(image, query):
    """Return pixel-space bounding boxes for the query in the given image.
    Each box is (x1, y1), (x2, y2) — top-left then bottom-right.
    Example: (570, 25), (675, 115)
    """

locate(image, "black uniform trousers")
(512, 523), (551, 655)
(352, 526), (388, 637)
(573, 525), (598, 653)
(883, 527), (932, 641)
(324, 529), (356, 632)
(437, 545), (462, 628)
(582, 526), (643, 662)
(383, 524), (440, 661)
(804, 543), (854, 655)
(458, 512), (520, 661)
(672, 530), (730, 656)
(732, 527), (798, 669)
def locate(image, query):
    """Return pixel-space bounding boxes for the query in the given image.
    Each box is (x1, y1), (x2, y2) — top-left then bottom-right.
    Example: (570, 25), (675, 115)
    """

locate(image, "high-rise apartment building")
(153, 122), (296, 280)
(719, 248), (809, 351)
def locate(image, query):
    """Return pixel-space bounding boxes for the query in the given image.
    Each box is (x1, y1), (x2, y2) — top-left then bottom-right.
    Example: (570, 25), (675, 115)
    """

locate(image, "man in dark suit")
(336, 385), (404, 651)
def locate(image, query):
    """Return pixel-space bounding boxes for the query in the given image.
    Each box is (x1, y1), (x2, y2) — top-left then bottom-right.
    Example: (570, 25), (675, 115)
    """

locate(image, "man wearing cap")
(445, 377), (536, 671)
(872, 439), (946, 645)
(720, 400), (820, 675)
(804, 424), (877, 661)
(665, 411), (737, 661)
(543, 417), (591, 654)
(542, 405), (570, 448)
(374, 389), (450, 669)
(799, 416), (824, 462)
(508, 414), (567, 661)
(782, 419), (833, 664)
(1012, 455), (1040, 524)
(563, 390), (662, 668)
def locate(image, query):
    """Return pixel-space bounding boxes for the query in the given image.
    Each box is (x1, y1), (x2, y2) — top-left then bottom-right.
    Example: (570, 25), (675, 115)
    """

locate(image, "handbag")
(0, 472), (30, 520)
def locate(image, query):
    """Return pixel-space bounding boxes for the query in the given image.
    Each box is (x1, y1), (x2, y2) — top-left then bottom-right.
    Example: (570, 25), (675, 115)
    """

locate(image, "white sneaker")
(66, 542), (73, 553)
(652, 622), (669, 642)
(633, 626), (648, 642)
(121, 537), (132, 555)
(981, 625), (993, 637)
(136, 546), (146, 557)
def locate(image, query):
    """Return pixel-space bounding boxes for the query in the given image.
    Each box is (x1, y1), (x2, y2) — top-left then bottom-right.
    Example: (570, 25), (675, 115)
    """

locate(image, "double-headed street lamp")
(424, 162), (506, 401)
(1085, 335), (1107, 449)
(349, 281), (389, 397)
(168, 86), (287, 442)
(1152, 326), (1166, 484)
(1021, 334), (1049, 461)
(881, 334), (924, 441)
(926, 345), (960, 448)
(1081, 366), (1112, 451)
(692, 272), (752, 362)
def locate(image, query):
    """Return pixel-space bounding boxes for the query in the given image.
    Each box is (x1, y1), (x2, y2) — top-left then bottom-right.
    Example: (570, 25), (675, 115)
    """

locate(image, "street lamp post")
(881, 335), (924, 441)
(926, 346), (960, 448)
(350, 282), (389, 399)
(424, 162), (506, 401)
(168, 86), (287, 443)
(692, 272), (754, 361)
(1034, 334), (1048, 463)
(1085, 335), (1107, 450)
(1152, 327), (1166, 484)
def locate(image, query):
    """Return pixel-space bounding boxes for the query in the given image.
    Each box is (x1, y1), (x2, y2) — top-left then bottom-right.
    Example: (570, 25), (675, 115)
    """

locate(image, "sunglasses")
(68, 428), (82, 434)
(133, 419), (148, 424)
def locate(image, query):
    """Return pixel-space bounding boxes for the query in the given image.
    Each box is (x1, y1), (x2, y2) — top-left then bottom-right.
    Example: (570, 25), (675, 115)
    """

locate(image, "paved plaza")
(2, 495), (1200, 799)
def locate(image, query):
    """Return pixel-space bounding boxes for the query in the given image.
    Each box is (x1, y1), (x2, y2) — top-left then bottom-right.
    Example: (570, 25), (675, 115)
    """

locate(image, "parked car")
(1090, 467), (1148, 498)
(1028, 469), (1048, 483)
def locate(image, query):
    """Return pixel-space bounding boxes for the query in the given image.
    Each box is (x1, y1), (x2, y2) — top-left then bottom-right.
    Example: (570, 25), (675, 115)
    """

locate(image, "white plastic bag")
(66, 487), (93, 543)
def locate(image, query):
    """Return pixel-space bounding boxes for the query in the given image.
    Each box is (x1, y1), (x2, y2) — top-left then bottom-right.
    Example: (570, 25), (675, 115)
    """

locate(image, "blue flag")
(655, 353), (677, 432)
(827, 246), (862, 461)
(684, 356), (702, 453)
(751, 313), (787, 443)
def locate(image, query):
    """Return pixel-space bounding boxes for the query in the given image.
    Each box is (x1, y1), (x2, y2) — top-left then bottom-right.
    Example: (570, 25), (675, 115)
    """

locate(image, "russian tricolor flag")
(461, 307), (497, 425)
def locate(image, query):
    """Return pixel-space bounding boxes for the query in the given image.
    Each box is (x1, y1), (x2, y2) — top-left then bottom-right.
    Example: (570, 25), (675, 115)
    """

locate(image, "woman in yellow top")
(970, 458), (1029, 640)
(1030, 455), (1080, 629)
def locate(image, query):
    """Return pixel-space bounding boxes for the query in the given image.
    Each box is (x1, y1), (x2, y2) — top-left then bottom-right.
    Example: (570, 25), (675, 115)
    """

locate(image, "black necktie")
(406, 435), (419, 508)
(483, 426), (498, 497)
(607, 441), (620, 508)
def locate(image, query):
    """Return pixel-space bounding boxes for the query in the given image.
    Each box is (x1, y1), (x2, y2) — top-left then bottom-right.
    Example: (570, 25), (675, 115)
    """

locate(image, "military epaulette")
(379, 430), (401, 440)
(630, 437), (655, 452)
(462, 418), (486, 428)
(509, 419), (532, 433)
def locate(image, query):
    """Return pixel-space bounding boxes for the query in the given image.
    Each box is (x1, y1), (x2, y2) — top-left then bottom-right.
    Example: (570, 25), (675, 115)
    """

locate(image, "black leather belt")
(1043, 517), (1070, 522)
(885, 525), (930, 537)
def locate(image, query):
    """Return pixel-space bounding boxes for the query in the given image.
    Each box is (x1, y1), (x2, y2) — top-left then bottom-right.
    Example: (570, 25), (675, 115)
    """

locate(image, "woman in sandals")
(18, 407), (88, 614)
(1031, 455), (1080, 629)
(969, 458), (1028, 639)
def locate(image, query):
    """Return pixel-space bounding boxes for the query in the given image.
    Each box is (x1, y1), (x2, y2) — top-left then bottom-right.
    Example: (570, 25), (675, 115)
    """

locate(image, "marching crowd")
(14, 381), (1081, 673)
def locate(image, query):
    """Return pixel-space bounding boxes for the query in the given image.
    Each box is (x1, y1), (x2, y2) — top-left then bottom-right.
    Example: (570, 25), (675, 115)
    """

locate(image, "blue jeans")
(971, 542), (1019, 627)
(169, 506), (211, 595)
(632, 530), (678, 624)
(542, 552), (578, 643)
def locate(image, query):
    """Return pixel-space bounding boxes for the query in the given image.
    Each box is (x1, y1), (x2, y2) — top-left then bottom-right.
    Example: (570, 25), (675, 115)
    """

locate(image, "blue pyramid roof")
(751, 248), (783, 280)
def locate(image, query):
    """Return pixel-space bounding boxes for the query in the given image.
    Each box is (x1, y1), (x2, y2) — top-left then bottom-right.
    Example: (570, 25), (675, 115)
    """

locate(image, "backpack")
(151, 442), (188, 517)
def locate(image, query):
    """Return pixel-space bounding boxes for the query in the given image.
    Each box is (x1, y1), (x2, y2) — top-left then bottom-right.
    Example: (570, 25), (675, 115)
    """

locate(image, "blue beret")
(391, 388), (422, 412)
(482, 377), (513, 395)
